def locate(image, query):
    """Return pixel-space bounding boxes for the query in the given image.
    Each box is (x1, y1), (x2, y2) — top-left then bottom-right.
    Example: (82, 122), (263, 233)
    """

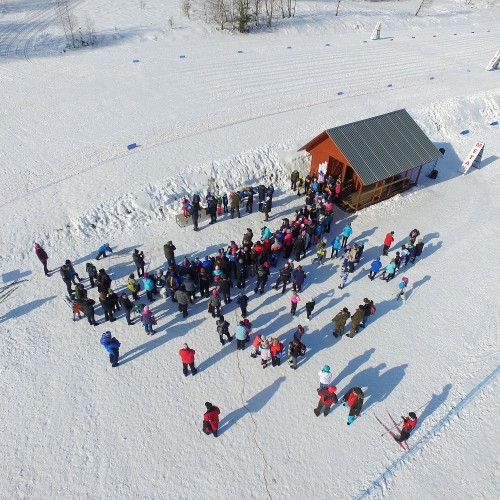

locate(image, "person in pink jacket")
(251, 334), (262, 358)
(290, 291), (301, 316)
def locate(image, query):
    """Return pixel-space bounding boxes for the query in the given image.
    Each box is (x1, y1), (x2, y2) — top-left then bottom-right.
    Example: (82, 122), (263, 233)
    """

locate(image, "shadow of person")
(333, 348), (376, 386)
(418, 383), (452, 427)
(119, 318), (205, 365)
(407, 275), (432, 301)
(0, 295), (57, 323)
(342, 363), (408, 413)
(218, 376), (286, 435)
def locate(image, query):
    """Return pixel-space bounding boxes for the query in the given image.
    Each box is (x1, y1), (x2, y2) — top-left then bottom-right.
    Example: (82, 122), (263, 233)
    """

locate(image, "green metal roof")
(326, 109), (443, 185)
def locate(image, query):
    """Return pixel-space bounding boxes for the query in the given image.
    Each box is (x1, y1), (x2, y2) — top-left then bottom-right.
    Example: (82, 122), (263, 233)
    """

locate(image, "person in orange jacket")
(314, 386), (338, 417)
(250, 334), (262, 358)
(203, 402), (220, 438)
(269, 338), (284, 367)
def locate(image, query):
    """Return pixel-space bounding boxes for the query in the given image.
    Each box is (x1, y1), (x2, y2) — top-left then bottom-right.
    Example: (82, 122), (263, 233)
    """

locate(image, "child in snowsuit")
(290, 291), (300, 316)
(251, 334), (262, 358)
(314, 386), (338, 417)
(318, 365), (333, 389)
(203, 402), (220, 437)
(395, 412), (418, 442)
(397, 277), (409, 302)
(338, 270), (349, 289)
(260, 339), (271, 368)
(269, 338), (284, 367)
(342, 387), (364, 425)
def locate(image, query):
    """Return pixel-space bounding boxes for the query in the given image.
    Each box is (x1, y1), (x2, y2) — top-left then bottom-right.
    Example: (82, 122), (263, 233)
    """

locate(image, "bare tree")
(85, 13), (98, 46)
(181, 0), (191, 18)
(415, 0), (425, 16)
(57, 0), (77, 48)
(263, 0), (273, 27)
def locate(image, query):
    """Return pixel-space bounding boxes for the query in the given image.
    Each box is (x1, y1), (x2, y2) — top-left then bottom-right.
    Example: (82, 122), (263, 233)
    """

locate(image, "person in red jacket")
(342, 387), (364, 425)
(314, 385), (338, 417)
(179, 343), (197, 376)
(382, 231), (395, 256)
(395, 412), (417, 442)
(203, 402), (220, 437)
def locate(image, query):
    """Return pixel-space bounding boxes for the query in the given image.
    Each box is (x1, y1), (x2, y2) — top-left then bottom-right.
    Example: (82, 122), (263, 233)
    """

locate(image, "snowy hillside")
(0, 0), (499, 499)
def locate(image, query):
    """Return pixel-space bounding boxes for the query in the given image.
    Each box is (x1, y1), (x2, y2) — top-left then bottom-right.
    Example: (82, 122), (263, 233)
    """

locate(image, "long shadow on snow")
(119, 318), (205, 365)
(332, 348), (376, 387)
(340, 362), (408, 413)
(0, 295), (57, 322)
(417, 383), (453, 428)
(2, 269), (32, 282)
(218, 376), (286, 435)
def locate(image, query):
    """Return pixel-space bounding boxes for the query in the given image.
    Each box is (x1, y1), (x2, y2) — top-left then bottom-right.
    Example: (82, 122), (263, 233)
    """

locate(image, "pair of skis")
(375, 412), (409, 451)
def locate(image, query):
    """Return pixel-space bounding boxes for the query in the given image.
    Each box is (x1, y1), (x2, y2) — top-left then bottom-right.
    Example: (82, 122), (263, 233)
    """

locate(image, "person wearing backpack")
(397, 277), (409, 302)
(360, 298), (375, 328)
(314, 386), (338, 417)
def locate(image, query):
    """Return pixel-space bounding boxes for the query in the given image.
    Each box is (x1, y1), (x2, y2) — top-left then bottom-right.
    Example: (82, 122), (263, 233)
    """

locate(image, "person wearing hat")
(332, 307), (350, 337)
(341, 387), (364, 425)
(230, 191), (241, 219)
(100, 331), (121, 368)
(140, 305), (157, 335)
(179, 343), (197, 376)
(305, 297), (316, 321)
(203, 402), (220, 437)
(254, 262), (270, 295)
(34, 243), (49, 276)
(191, 191), (201, 231)
(119, 292), (134, 325)
(132, 249), (145, 277)
(348, 305), (365, 338)
(383, 231), (395, 256)
(395, 412), (418, 442)
(314, 385), (338, 417)
(174, 285), (190, 318)
(318, 365), (334, 389)
(208, 289), (222, 318)
(236, 292), (249, 318)
(235, 320), (248, 350)
(142, 272), (155, 303)
(360, 298), (374, 328)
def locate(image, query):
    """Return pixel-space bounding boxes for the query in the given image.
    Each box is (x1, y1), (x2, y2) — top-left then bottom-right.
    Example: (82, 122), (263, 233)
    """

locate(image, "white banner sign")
(460, 141), (485, 174)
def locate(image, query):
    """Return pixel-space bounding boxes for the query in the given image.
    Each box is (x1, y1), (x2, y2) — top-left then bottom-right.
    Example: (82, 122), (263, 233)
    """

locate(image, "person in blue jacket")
(381, 260), (397, 281)
(341, 224), (352, 248)
(235, 321), (248, 350)
(261, 226), (272, 241)
(330, 235), (341, 258)
(142, 272), (155, 302)
(368, 257), (382, 280)
(100, 331), (121, 367)
(96, 243), (113, 260)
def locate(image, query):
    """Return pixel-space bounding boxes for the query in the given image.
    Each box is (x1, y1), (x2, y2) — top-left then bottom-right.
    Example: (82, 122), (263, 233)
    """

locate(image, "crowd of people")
(33, 168), (423, 443)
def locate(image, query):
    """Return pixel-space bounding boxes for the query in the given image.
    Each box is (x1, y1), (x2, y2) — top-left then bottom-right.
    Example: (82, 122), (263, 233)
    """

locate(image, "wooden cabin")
(298, 109), (443, 211)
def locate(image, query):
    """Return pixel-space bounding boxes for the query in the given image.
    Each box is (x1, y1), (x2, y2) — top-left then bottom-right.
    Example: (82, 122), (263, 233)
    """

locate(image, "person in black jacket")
(81, 298), (98, 326)
(198, 268), (211, 298)
(235, 256), (247, 289)
(236, 292), (249, 317)
(342, 387), (365, 425)
(292, 265), (306, 292)
(163, 241), (176, 265)
(191, 192), (201, 232)
(132, 249), (145, 277)
(274, 263), (292, 294)
(96, 269), (112, 294)
(245, 189), (254, 214)
(99, 291), (115, 322)
(216, 315), (232, 345)
(119, 292), (134, 325)
(288, 338), (304, 369)
(217, 274), (232, 304)
(254, 262), (270, 295)
(60, 265), (74, 296)
(108, 289), (121, 313)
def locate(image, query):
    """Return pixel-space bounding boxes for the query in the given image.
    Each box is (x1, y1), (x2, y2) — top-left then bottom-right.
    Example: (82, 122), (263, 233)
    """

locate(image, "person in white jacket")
(318, 365), (333, 389)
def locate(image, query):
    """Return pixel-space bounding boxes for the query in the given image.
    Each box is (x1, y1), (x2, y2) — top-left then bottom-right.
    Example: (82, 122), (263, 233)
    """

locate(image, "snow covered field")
(0, 0), (499, 498)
